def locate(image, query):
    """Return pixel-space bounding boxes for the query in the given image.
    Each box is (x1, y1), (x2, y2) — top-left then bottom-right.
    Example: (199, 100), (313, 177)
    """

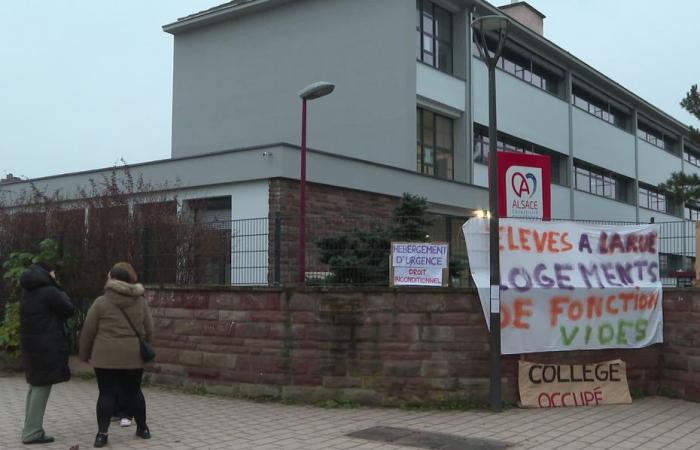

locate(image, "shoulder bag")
(116, 306), (156, 363)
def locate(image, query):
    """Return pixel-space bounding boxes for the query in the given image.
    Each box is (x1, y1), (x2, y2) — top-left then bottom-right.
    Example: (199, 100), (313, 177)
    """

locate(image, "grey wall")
(170, 0), (416, 170)
(573, 191), (636, 222)
(637, 140), (682, 186)
(572, 108), (635, 178)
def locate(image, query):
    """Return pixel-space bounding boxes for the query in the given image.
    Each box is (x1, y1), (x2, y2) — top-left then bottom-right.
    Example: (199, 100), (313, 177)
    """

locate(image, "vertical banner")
(497, 152), (551, 220)
(464, 218), (663, 354)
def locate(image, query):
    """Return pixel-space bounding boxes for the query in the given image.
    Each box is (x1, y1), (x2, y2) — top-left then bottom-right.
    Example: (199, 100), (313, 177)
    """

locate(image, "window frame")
(473, 126), (568, 186)
(637, 122), (677, 155)
(472, 35), (563, 98)
(574, 164), (624, 202)
(416, 0), (453, 74)
(571, 85), (629, 131)
(638, 185), (668, 213)
(417, 107), (454, 180)
(685, 204), (700, 221)
(684, 147), (700, 167)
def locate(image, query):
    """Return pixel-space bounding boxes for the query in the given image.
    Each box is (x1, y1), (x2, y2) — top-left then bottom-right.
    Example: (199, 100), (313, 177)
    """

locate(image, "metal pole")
(487, 63), (502, 413)
(298, 98), (307, 284)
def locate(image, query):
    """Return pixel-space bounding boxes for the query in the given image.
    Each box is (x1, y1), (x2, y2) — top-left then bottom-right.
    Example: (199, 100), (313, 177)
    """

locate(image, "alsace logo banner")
(498, 152), (551, 220)
(519, 360), (632, 408)
(463, 218), (663, 354)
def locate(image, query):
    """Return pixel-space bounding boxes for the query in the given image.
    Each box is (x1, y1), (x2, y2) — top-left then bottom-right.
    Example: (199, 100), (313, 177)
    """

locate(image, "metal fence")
(1, 215), (696, 289)
(135, 215), (698, 288)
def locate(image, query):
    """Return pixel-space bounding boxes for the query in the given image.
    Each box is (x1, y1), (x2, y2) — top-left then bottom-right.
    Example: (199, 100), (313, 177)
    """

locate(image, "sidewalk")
(1, 374), (700, 450)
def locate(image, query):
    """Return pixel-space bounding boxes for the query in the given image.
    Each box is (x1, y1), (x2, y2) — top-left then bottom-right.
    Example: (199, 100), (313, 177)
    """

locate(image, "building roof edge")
(473, 0), (691, 133)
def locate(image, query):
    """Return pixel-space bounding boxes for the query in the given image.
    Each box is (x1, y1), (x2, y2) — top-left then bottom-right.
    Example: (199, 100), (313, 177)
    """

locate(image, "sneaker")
(120, 418), (132, 427)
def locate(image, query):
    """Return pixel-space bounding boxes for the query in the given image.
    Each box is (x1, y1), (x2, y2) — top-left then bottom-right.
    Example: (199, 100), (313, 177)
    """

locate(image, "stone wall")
(659, 289), (700, 399)
(268, 178), (400, 285)
(144, 287), (699, 405)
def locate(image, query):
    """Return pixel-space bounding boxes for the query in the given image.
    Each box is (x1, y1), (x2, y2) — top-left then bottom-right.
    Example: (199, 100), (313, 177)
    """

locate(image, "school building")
(2, 0), (697, 284)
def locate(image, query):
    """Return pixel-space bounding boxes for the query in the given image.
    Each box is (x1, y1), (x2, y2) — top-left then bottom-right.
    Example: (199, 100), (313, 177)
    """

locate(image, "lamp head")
(471, 15), (510, 34)
(298, 81), (335, 100)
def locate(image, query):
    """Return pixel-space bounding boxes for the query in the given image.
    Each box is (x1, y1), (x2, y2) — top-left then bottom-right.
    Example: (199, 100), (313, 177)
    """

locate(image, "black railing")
(0, 216), (696, 290)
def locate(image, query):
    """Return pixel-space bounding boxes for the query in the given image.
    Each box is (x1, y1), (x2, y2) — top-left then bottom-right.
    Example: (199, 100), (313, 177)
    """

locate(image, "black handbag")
(116, 306), (156, 363)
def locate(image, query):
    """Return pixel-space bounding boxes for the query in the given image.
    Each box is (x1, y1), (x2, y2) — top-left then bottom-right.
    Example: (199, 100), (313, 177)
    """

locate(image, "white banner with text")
(463, 218), (663, 354)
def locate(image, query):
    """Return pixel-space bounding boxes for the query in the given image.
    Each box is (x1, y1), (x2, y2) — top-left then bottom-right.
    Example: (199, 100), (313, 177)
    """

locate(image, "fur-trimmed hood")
(104, 279), (145, 307)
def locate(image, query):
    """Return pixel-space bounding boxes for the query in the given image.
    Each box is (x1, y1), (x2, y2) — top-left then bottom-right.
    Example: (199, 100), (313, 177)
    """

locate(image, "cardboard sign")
(497, 152), (551, 220)
(463, 218), (663, 354)
(519, 359), (632, 408)
(390, 242), (448, 287)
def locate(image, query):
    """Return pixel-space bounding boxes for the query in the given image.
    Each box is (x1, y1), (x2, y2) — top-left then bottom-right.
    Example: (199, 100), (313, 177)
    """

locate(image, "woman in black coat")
(19, 262), (75, 445)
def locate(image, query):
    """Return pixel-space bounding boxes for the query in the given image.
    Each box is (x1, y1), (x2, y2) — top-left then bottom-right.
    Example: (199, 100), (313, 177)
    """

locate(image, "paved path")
(2, 374), (700, 449)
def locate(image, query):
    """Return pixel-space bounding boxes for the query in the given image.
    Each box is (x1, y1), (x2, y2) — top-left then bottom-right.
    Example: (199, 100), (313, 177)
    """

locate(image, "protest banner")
(391, 242), (448, 287)
(519, 359), (632, 408)
(463, 218), (663, 354)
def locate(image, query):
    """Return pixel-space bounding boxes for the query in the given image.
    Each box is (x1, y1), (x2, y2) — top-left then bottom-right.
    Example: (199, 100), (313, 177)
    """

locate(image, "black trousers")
(94, 368), (146, 433)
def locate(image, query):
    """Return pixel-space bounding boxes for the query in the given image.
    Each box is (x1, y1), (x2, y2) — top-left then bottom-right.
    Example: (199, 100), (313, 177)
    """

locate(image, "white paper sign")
(391, 243), (448, 268)
(391, 242), (448, 287)
(463, 218), (663, 354)
(393, 266), (444, 286)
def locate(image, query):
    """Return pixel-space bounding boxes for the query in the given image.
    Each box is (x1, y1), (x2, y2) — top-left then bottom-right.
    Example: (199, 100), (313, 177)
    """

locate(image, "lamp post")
(298, 81), (335, 284)
(472, 14), (510, 412)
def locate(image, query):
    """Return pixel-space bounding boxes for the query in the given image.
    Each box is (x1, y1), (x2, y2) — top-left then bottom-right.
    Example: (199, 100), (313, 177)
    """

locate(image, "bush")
(0, 239), (63, 359)
(0, 303), (20, 359)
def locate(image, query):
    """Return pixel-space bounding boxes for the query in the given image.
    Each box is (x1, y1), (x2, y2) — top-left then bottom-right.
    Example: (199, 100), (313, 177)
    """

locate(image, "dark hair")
(109, 262), (138, 283)
(35, 261), (55, 273)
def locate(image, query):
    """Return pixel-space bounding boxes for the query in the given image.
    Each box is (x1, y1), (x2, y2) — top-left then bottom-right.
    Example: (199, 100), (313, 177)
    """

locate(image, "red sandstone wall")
(268, 178), (400, 285)
(660, 289), (700, 400)
(143, 287), (695, 405)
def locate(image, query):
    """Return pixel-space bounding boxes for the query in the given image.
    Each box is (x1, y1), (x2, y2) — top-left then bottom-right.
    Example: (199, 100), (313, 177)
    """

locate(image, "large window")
(416, 0), (452, 73)
(472, 36), (562, 96)
(417, 108), (453, 179)
(473, 127), (568, 185)
(637, 122), (677, 154)
(572, 85), (628, 130)
(638, 185), (667, 213)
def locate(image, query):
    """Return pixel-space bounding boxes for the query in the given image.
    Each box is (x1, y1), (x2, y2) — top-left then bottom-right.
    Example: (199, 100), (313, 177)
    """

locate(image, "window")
(416, 0), (452, 73)
(685, 204), (700, 221)
(571, 85), (628, 129)
(684, 148), (700, 167)
(472, 35), (562, 96)
(417, 108), (453, 179)
(575, 166), (616, 199)
(473, 126), (568, 185)
(574, 163), (630, 202)
(637, 122), (677, 154)
(638, 185), (667, 213)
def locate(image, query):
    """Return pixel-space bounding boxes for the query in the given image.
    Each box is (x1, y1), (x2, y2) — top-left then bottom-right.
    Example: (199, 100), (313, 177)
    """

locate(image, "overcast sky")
(2, 0), (698, 180)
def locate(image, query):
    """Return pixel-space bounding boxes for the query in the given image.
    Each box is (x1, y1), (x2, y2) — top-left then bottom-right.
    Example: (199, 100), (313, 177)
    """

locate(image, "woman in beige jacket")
(79, 262), (153, 448)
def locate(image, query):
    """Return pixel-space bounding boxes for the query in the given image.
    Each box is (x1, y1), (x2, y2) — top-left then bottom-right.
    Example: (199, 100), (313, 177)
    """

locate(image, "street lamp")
(298, 81), (335, 284)
(472, 14), (510, 412)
